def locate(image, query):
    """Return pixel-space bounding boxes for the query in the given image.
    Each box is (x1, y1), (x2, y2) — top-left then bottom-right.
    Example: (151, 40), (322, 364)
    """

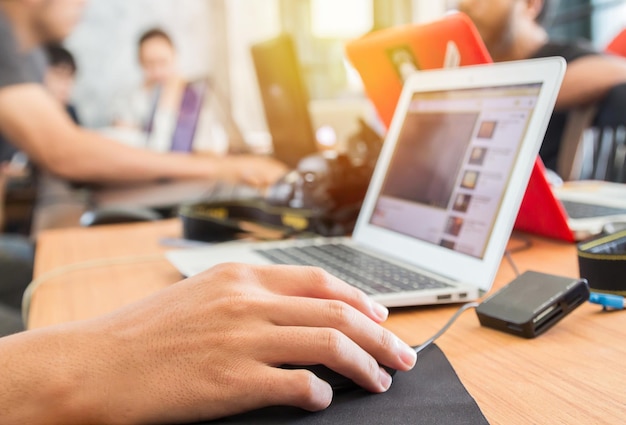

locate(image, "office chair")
(557, 83), (626, 182)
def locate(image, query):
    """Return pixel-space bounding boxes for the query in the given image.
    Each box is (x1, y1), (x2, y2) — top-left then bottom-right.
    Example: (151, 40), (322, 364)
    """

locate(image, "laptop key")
(255, 244), (453, 296)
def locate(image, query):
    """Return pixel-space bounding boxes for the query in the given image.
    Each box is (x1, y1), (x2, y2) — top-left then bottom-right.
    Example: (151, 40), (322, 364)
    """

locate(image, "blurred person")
(44, 44), (80, 124)
(0, 0), (286, 188)
(0, 1), (418, 421)
(112, 28), (183, 131)
(0, 0), (285, 333)
(459, 0), (626, 171)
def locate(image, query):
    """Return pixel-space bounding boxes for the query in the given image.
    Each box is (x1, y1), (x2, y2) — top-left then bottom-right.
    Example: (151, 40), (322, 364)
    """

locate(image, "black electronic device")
(251, 34), (318, 168)
(179, 152), (375, 242)
(266, 152), (372, 210)
(578, 229), (626, 295)
(476, 271), (590, 338)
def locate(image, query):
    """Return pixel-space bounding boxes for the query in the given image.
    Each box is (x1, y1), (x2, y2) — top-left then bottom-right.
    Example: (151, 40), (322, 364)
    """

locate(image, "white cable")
(413, 302), (481, 355)
(505, 251), (522, 277)
(22, 254), (165, 326)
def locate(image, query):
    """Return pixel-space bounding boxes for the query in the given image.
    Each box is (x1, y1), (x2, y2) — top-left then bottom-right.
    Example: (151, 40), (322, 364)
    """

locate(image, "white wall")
(66, 0), (214, 128)
(411, 0), (447, 23)
(65, 0), (452, 135)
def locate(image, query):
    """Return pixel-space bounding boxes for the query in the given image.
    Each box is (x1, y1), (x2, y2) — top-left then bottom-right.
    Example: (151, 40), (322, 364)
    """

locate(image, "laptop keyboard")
(255, 244), (453, 296)
(561, 200), (626, 220)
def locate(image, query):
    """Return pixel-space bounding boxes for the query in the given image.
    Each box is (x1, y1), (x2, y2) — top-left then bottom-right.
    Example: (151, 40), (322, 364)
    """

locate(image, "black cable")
(507, 233), (534, 254)
(412, 302), (481, 355)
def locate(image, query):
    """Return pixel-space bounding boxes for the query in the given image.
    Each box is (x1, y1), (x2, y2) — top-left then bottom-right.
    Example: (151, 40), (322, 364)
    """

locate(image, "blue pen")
(589, 293), (626, 310)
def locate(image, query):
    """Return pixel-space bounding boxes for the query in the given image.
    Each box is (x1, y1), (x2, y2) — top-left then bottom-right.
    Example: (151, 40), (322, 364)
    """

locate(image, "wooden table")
(29, 220), (626, 424)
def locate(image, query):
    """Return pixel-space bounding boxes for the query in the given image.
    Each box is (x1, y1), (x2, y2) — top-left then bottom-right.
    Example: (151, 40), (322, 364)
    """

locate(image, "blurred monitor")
(251, 34), (318, 168)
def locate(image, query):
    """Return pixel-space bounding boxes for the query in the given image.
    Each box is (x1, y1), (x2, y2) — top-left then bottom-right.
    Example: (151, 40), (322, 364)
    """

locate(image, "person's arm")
(556, 55), (626, 110)
(0, 264), (417, 424)
(0, 84), (287, 185)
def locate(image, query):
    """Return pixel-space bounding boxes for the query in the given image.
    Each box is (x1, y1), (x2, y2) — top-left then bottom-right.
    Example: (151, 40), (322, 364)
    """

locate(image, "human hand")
(219, 155), (289, 188)
(75, 264), (417, 424)
(0, 159), (28, 179)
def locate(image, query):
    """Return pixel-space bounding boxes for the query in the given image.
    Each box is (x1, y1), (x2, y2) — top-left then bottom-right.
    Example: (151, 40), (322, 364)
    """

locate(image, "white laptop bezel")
(353, 58), (566, 293)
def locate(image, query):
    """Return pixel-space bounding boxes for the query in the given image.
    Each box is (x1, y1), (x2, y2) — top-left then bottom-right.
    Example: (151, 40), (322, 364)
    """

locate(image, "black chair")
(557, 83), (626, 182)
(577, 125), (626, 182)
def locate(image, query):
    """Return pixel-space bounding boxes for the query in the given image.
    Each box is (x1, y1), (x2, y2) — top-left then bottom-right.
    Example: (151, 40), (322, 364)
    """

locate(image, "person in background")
(0, 2), (418, 421)
(0, 0), (286, 188)
(112, 28), (184, 132)
(0, 0), (285, 335)
(459, 0), (626, 172)
(45, 44), (80, 125)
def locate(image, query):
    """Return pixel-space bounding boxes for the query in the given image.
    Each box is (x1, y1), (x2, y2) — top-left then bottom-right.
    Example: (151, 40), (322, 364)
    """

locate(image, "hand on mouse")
(0, 264), (417, 424)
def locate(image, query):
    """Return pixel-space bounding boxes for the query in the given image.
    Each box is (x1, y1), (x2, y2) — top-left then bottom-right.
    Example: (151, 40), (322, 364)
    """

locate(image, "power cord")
(413, 244), (528, 354)
(504, 233), (528, 277)
(22, 254), (165, 325)
(505, 251), (522, 278)
(412, 301), (481, 355)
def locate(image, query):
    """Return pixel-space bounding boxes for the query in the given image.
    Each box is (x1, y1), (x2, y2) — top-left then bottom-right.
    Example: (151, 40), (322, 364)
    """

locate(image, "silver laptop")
(555, 180), (626, 239)
(167, 58), (566, 307)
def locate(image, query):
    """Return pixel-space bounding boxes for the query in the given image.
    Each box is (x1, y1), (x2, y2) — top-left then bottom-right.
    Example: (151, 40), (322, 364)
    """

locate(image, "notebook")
(516, 172), (626, 242)
(345, 12), (626, 243)
(345, 12), (492, 128)
(166, 59), (565, 307)
(251, 34), (319, 169)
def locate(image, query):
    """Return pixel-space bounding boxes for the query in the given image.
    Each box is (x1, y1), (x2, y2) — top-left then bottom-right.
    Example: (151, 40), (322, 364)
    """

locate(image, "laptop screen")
(369, 83), (542, 259)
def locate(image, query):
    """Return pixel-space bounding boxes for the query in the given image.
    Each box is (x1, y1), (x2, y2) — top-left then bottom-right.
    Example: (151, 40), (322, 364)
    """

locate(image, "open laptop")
(167, 59), (565, 307)
(346, 12), (626, 243)
(251, 34), (319, 168)
(345, 12), (492, 128)
(516, 165), (626, 241)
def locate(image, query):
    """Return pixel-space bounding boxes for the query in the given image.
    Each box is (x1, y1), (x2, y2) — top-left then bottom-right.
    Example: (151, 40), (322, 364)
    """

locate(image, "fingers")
(240, 172), (266, 188)
(236, 156), (288, 187)
(257, 366), (334, 412)
(260, 326), (394, 393)
(239, 168), (281, 188)
(252, 265), (389, 323)
(265, 297), (417, 373)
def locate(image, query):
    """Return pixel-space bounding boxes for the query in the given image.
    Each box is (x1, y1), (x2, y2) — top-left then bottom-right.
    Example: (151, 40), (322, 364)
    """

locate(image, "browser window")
(370, 84), (542, 258)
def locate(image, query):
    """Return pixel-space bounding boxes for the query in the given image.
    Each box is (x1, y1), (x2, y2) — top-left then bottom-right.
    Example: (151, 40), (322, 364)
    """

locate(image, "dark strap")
(578, 230), (626, 295)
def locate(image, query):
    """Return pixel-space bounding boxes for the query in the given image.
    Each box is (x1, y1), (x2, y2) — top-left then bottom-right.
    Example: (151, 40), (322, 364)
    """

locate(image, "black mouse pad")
(199, 344), (488, 425)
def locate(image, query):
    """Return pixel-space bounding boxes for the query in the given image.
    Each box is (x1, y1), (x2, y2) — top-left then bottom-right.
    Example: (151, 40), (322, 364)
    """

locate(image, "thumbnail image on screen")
(370, 83), (542, 259)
